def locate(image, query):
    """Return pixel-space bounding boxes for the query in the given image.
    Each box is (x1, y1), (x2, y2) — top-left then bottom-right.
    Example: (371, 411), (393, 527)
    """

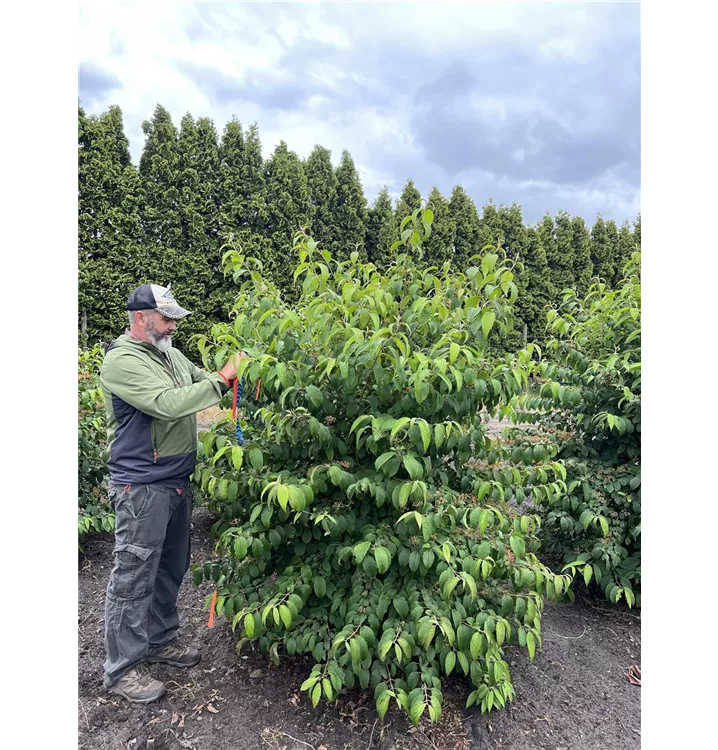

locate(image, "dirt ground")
(78, 499), (641, 750)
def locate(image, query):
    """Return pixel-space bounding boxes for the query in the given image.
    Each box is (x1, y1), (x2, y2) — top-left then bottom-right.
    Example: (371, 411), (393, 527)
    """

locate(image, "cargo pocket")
(110, 542), (154, 600)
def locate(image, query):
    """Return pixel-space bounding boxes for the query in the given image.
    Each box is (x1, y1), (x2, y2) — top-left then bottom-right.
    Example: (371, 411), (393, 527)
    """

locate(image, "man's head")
(126, 284), (191, 353)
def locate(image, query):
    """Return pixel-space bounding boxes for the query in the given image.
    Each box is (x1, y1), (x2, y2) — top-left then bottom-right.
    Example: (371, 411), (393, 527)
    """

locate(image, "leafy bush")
(513, 253), (641, 606)
(78, 346), (113, 537)
(191, 209), (571, 723)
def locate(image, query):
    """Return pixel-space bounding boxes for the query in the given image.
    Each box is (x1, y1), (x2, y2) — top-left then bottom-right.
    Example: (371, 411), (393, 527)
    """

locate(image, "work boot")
(147, 642), (201, 668)
(108, 668), (166, 704)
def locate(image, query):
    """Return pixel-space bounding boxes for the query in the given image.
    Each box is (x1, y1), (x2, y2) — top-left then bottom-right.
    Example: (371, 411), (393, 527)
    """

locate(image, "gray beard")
(150, 333), (173, 353)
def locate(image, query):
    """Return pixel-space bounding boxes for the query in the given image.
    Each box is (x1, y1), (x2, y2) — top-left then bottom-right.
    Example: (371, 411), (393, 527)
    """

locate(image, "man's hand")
(218, 351), (248, 383)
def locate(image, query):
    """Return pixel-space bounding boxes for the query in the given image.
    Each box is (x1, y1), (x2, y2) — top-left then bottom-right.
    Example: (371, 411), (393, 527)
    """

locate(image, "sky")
(78, 1), (641, 227)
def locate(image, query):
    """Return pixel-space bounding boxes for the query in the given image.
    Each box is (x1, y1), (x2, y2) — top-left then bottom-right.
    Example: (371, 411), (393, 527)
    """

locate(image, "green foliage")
(78, 105), (144, 346)
(79, 101), (633, 367)
(219, 120), (269, 240)
(173, 114), (225, 348)
(478, 202), (528, 269)
(552, 210), (576, 293)
(514, 253), (641, 606)
(218, 117), (246, 231)
(78, 347), (113, 537)
(306, 145), (339, 252)
(394, 180), (422, 227)
(331, 150), (368, 262)
(218, 119), (273, 305)
(190, 208), (571, 724)
(589, 215), (615, 286)
(448, 186), (485, 272)
(633, 214), (641, 248)
(480, 202), (530, 351)
(366, 187), (398, 270)
(515, 228), (555, 343)
(139, 104), (184, 259)
(423, 187), (456, 267)
(614, 222), (635, 287)
(265, 141), (313, 296)
(571, 216), (594, 296)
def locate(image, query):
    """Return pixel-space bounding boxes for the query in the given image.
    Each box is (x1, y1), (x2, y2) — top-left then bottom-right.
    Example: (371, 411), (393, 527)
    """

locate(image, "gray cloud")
(185, 2), (308, 47)
(406, 33), (640, 189)
(411, 92), (636, 187)
(175, 60), (318, 111)
(175, 35), (382, 114)
(185, 3), (242, 43)
(84, 1), (640, 225)
(78, 61), (123, 106)
(181, 3), (640, 196)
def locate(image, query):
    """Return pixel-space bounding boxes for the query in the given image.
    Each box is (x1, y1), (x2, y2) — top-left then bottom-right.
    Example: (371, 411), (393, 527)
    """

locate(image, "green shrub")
(514, 252), (640, 606)
(191, 208), (571, 723)
(78, 346), (113, 537)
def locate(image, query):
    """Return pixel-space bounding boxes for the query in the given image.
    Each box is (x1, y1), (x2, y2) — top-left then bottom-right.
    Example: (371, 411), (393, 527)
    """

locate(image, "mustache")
(148, 327), (172, 339)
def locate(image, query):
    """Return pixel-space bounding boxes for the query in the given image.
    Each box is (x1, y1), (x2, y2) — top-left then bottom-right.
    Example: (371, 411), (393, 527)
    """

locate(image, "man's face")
(144, 310), (177, 353)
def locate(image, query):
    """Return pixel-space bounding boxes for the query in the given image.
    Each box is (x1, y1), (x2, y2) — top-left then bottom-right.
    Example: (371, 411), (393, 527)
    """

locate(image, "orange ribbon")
(208, 590), (218, 628)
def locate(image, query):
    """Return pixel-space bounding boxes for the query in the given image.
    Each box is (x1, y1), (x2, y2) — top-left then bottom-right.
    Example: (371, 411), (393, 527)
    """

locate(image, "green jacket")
(100, 333), (230, 487)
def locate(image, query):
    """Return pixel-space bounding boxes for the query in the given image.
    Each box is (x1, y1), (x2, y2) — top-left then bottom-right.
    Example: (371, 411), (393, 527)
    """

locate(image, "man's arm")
(101, 351), (234, 421)
(184, 355), (219, 384)
(191, 367), (213, 384)
(173, 349), (245, 387)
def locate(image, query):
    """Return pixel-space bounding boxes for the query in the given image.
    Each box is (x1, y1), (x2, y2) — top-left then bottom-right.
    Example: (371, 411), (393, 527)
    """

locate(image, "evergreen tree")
(590, 215), (615, 285)
(242, 123), (270, 237)
(174, 113), (223, 346)
(332, 150), (368, 262)
(78, 104), (144, 345)
(305, 145), (338, 252)
(571, 216), (594, 295)
(614, 221), (636, 284)
(552, 209), (577, 293)
(496, 203), (529, 263)
(218, 117), (246, 234)
(517, 226), (556, 342)
(139, 104), (184, 273)
(80, 102), (635, 361)
(633, 214), (643, 253)
(365, 187), (398, 270)
(448, 185), (485, 271)
(264, 140), (313, 292)
(478, 200), (502, 251)
(395, 180), (422, 226)
(423, 187), (456, 267)
(476, 202), (529, 348)
(606, 219), (620, 286)
(218, 119), (270, 255)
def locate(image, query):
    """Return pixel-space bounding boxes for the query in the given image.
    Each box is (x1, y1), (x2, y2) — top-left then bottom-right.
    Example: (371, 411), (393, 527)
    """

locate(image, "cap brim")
(156, 305), (192, 319)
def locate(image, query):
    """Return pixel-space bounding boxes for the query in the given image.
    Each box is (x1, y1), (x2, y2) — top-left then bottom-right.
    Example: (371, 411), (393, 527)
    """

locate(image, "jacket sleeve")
(101, 351), (230, 421)
(174, 349), (229, 391)
(182, 353), (217, 384)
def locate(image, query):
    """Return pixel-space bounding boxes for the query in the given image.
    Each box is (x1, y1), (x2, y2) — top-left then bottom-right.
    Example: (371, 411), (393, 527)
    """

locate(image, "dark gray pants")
(103, 482), (192, 687)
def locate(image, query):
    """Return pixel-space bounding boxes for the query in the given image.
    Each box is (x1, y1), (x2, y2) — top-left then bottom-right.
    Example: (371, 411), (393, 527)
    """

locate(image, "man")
(99, 283), (244, 703)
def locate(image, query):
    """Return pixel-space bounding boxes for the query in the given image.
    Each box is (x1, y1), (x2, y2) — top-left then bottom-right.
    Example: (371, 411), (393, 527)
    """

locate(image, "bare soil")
(197, 406), (229, 433)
